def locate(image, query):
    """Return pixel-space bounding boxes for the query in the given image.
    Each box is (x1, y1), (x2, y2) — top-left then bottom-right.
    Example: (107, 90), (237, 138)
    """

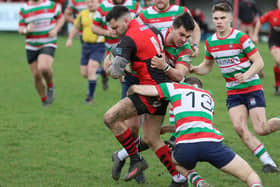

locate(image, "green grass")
(0, 32), (279, 187)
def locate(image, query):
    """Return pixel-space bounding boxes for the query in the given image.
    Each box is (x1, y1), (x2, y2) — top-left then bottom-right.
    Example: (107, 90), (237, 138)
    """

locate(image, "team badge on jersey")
(229, 44), (233, 49)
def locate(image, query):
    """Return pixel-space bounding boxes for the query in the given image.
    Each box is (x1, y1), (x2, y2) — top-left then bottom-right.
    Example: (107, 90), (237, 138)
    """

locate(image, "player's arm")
(49, 4), (65, 37)
(66, 13), (81, 47)
(92, 24), (116, 37)
(252, 19), (262, 43)
(191, 58), (215, 75)
(191, 21), (201, 57)
(128, 85), (159, 97)
(234, 51), (264, 83)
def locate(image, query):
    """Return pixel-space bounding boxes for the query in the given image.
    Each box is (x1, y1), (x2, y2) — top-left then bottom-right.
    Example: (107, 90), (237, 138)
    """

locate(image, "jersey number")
(185, 91), (213, 112)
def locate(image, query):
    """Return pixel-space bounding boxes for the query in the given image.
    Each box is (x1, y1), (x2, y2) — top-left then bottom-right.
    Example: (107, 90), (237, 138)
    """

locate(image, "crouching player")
(128, 76), (263, 187)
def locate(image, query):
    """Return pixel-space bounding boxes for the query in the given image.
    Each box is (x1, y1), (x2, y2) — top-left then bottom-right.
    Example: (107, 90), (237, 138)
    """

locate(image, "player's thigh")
(228, 105), (249, 129)
(29, 61), (41, 78)
(37, 47), (55, 70)
(220, 154), (254, 182)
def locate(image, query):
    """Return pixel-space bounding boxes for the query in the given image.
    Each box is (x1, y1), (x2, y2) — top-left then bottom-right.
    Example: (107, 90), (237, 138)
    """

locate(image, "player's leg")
(27, 49), (47, 105)
(141, 114), (187, 186)
(85, 59), (100, 104)
(228, 105), (269, 170)
(220, 154), (263, 187)
(37, 47), (55, 104)
(104, 97), (147, 180)
(270, 47), (280, 95)
(172, 144), (210, 187)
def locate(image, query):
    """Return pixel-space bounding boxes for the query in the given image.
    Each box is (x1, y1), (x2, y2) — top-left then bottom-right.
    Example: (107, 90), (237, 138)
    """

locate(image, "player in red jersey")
(103, 6), (190, 187)
(253, 0), (280, 95)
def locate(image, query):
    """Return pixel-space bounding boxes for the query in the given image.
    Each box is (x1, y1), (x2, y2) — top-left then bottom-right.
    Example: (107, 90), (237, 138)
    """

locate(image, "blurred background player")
(191, 8), (210, 40)
(128, 76), (263, 187)
(18, 0), (65, 106)
(192, 2), (280, 173)
(238, 0), (259, 39)
(253, 0), (280, 95)
(66, 0), (105, 104)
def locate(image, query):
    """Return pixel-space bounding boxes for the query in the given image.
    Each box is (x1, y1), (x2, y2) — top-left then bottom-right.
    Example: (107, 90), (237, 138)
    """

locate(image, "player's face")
(171, 26), (192, 47)
(212, 11), (232, 33)
(154, 0), (169, 11)
(86, 0), (99, 11)
(109, 18), (128, 37)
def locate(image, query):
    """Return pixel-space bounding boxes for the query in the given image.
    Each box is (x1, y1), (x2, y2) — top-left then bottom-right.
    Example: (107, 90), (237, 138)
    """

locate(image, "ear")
(170, 25), (174, 32)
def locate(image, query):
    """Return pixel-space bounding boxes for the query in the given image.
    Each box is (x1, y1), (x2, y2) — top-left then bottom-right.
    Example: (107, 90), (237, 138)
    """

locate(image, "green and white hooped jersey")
(137, 5), (190, 31)
(205, 29), (262, 95)
(19, 0), (62, 50)
(156, 82), (224, 144)
(161, 28), (192, 68)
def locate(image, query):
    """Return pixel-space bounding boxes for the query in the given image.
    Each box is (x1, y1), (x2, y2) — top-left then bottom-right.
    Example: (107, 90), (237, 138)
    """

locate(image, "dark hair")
(212, 1), (232, 13)
(173, 12), (194, 31)
(184, 76), (203, 88)
(106, 5), (130, 22)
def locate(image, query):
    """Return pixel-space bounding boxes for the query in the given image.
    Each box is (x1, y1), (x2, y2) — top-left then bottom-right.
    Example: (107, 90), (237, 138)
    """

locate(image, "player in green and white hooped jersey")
(18, 0), (65, 106)
(192, 2), (280, 173)
(128, 76), (263, 187)
(64, 0), (86, 24)
(137, 0), (200, 58)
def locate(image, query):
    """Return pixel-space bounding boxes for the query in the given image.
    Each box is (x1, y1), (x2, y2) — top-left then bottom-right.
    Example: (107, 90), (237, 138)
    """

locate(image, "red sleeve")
(259, 11), (272, 24)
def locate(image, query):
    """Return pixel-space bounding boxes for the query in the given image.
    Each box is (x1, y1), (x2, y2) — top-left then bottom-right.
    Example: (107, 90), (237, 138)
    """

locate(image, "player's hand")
(26, 23), (34, 32)
(191, 44), (199, 57)
(252, 35), (259, 44)
(189, 65), (197, 74)
(48, 28), (58, 37)
(107, 29), (118, 38)
(151, 52), (166, 70)
(234, 73), (248, 83)
(66, 39), (72, 48)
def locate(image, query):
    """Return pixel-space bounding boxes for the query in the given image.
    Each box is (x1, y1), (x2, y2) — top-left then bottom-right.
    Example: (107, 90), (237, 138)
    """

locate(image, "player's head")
(106, 6), (132, 37)
(169, 12), (194, 47)
(86, 0), (99, 11)
(184, 76), (203, 88)
(154, 0), (170, 11)
(211, 2), (233, 33)
(112, 0), (125, 4)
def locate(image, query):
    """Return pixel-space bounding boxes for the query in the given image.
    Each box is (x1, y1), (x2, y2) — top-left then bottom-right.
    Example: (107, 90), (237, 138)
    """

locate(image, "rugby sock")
(41, 96), (47, 102)
(253, 144), (277, 167)
(251, 183), (263, 187)
(47, 82), (53, 88)
(115, 128), (139, 160)
(155, 144), (178, 176)
(186, 170), (206, 187)
(273, 65), (280, 86)
(88, 80), (96, 99)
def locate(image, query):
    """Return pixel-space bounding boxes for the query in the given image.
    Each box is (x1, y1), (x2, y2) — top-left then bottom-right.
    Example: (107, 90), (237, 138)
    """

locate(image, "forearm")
(55, 16), (65, 31)
(68, 26), (78, 40)
(18, 26), (27, 35)
(92, 25), (110, 37)
(192, 21), (201, 45)
(164, 64), (189, 82)
(253, 20), (261, 36)
(246, 52), (264, 78)
(131, 85), (158, 96)
(192, 60), (213, 75)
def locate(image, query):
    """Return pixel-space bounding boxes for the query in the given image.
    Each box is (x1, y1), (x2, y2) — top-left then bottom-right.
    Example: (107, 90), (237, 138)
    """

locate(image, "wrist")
(192, 43), (198, 48)
(163, 63), (171, 72)
(23, 27), (27, 34)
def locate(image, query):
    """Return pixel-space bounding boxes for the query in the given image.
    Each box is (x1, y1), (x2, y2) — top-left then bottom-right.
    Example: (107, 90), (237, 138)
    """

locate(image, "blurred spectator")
(137, 0), (153, 8)
(238, 0), (259, 38)
(191, 8), (209, 34)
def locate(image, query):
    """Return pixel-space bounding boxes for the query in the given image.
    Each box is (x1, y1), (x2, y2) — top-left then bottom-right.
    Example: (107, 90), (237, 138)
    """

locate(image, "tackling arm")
(128, 85), (159, 97)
